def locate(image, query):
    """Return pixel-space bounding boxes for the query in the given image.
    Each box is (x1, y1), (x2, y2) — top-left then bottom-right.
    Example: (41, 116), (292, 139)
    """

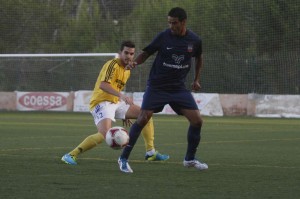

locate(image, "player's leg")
(71, 117), (112, 155)
(142, 117), (169, 161)
(181, 108), (203, 160)
(170, 91), (208, 170)
(170, 91), (203, 161)
(118, 109), (153, 173)
(123, 104), (156, 152)
(61, 130), (105, 165)
(181, 108), (208, 170)
(68, 132), (105, 157)
(116, 102), (146, 156)
(61, 102), (117, 165)
(118, 88), (169, 172)
(125, 104), (169, 161)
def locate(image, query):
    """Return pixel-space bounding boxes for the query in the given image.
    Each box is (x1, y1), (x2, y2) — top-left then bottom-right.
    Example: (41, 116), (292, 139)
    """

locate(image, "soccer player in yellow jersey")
(61, 41), (169, 165)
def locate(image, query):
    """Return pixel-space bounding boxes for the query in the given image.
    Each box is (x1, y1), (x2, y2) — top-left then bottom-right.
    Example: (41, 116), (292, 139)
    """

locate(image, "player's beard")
(125, 59), (133, 65)
(171, 27), (186, 36)
(171, 28), (180, 36)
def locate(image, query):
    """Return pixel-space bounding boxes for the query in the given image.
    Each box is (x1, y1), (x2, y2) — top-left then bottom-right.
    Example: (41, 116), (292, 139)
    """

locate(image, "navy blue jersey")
(143, 28), (202, 91)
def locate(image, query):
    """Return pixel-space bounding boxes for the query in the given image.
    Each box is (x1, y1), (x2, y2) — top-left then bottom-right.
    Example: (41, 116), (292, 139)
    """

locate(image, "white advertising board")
(16, 92), (70, 111)
(73, 90), (93, 112)
(249, 94), (300, 118)
(193, 93), (223, 116)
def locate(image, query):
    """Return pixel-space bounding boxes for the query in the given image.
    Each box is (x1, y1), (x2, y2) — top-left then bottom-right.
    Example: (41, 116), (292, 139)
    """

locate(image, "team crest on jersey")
(188, 44), (193, 52)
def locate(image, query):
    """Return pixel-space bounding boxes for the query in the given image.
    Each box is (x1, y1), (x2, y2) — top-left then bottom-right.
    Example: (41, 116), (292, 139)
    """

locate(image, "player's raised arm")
(135, 51), (150, 65)
(125, 51), (150, 70)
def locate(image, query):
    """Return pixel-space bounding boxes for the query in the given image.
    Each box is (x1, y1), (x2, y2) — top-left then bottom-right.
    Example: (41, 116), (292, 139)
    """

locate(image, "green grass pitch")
(0, 111), (299, 199)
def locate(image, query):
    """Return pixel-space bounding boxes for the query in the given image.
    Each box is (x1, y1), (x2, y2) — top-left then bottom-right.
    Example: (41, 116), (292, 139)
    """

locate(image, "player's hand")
(122, 119), (133, 127)
(191, 81), (201, 92)
(125, 61), (137, 70)
(119, 93), (134, 105)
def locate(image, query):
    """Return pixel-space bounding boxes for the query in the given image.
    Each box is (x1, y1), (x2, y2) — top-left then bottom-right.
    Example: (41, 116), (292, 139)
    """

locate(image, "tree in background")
(0, 0), (65, 53)
(0, 0), (299, 94)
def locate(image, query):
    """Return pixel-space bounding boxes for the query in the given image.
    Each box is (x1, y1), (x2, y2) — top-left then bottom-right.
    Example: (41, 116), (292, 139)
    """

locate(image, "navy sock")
(185, 125), (201, 161)
(120, 122), (143, 159)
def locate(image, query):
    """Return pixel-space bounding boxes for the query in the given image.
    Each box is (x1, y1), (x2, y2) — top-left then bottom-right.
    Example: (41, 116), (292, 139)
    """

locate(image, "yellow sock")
(69, 132), (104, 157)
(141, 117), (155, 152)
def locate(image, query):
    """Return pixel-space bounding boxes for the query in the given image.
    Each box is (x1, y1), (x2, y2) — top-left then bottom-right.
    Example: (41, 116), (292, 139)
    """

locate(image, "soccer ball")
(105, 126), (129, 150)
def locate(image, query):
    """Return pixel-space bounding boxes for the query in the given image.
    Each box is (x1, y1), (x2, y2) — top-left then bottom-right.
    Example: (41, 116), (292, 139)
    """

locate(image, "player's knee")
(191, 117), (203, 128)
(136, 114), (151, 127)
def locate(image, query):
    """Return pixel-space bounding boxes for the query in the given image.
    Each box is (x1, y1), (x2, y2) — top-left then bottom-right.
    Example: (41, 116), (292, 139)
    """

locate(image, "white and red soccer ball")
(105, 126), (129, 150)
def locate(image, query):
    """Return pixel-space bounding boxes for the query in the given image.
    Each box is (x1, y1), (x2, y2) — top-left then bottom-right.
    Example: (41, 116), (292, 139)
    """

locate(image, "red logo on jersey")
(188, 44), (193, 52)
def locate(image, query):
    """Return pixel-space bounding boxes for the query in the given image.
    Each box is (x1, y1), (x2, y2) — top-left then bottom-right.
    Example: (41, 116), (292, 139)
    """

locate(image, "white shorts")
(90, 101), (130, 126)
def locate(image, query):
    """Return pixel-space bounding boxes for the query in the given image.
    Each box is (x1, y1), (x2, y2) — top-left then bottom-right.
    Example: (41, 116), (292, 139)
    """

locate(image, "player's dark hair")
(120, 40), (135, 51)
(168, 7), (187, 21)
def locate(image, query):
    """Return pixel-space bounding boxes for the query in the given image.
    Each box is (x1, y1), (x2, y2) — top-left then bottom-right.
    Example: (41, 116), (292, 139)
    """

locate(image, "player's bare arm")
(125, 51), (150, 70)
(100, 81), (133, 105)
(135, 51), (150, 65)
(191, 54), (203, 91)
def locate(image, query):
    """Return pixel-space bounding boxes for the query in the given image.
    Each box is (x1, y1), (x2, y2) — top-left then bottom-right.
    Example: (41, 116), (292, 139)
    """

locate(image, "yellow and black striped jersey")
(89, 58), (130, 110)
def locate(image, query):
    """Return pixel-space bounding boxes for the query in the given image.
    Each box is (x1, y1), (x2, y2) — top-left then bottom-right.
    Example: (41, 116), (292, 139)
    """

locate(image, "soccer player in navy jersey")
(118, 7), (208, 173)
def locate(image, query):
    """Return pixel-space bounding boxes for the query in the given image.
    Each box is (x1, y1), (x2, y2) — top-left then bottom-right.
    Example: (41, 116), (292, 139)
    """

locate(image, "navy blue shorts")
(141, 87), (198, 115)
